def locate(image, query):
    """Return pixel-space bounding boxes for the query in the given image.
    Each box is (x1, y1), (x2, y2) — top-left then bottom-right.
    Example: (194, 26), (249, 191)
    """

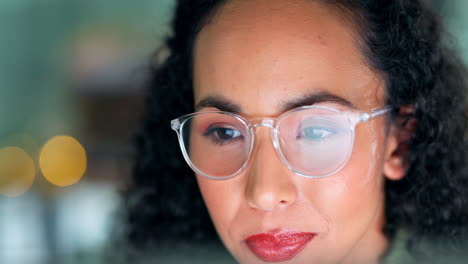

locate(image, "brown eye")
(203, 125), (243, 144)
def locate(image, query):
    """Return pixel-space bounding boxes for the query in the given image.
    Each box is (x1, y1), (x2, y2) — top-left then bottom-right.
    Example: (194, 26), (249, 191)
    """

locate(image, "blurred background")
(0, 1), (467, 264)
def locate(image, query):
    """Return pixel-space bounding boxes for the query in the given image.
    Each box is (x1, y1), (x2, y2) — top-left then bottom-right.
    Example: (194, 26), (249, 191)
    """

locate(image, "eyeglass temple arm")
(359, 106), (392, 122)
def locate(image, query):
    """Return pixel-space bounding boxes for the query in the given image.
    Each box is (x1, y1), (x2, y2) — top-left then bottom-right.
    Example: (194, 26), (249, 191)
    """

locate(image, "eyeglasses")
(171, 105), (391, 180)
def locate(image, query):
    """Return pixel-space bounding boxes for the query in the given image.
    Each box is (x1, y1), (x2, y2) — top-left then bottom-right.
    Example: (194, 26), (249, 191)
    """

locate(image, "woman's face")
(192, 0), (402, 263)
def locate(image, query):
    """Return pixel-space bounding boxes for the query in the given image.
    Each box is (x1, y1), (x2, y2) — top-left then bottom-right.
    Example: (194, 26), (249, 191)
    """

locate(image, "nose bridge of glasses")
(248, 118), (275, 129)
(247, 118), (280, 160)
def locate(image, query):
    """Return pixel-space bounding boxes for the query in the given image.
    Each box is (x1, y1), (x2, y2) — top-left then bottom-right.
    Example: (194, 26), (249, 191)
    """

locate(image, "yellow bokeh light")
(39, 135), (87, 187)
(0, 147), (36, 197)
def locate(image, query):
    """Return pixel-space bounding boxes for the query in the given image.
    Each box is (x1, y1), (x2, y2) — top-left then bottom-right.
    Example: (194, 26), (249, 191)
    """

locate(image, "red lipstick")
(244, 231), (316, 262)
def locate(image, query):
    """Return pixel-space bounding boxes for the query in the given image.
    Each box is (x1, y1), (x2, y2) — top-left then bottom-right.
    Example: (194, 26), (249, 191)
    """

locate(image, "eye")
(297, 126), (337, 141)
(203, 125), (243, 144)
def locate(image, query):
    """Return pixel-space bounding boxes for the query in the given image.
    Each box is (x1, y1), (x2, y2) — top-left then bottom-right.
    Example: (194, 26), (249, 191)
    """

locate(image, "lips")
(244, 231), (316, 262)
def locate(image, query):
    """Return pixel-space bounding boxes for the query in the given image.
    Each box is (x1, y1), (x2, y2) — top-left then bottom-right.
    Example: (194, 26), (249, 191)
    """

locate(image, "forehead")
(193, 0), (384, 116)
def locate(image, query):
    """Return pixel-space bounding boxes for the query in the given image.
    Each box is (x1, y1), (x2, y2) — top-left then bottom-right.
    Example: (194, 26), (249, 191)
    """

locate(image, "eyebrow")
(195, 95), (242, 113)
(280, 91), (357, 112)
(195, 91), (357, 114)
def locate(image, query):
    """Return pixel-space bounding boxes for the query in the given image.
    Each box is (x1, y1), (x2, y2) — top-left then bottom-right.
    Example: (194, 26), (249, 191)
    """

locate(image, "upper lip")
(244, 230), (316, 262)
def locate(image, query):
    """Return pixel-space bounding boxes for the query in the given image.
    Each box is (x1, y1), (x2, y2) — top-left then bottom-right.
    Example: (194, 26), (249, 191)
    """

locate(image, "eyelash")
(296, 126), (337, 141)
(203, 126), (244, 145)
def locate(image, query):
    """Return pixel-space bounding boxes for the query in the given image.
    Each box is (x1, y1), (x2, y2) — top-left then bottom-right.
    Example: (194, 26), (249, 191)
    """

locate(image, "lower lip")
(244, 231), (316, 262)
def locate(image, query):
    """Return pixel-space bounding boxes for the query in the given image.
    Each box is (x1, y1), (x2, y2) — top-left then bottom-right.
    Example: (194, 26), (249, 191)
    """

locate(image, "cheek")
(196, 175), (243, 238)
(349, 120), (386, 185)
(300, 121), (386, 238)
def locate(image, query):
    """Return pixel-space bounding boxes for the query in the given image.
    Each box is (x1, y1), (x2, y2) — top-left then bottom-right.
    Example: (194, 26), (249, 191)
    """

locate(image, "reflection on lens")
(278, 108), (353, 177)
(182, 113), (250, 178)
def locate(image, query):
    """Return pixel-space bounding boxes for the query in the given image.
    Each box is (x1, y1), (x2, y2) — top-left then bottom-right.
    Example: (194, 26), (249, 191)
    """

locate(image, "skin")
(192, 0), (405, 263)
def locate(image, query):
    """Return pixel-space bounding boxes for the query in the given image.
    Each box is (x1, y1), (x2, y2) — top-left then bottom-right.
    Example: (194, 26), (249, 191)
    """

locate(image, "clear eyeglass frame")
(171, 105), (392, 180)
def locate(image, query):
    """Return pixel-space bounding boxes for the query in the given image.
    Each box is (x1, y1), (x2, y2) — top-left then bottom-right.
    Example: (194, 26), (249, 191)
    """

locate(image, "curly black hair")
(118, 0), (468, 261)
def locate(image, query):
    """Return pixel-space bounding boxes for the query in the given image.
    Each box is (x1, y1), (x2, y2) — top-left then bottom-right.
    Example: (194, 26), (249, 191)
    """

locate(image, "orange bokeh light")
(0, 147), (36, 197)
(39, 135), (87, 187)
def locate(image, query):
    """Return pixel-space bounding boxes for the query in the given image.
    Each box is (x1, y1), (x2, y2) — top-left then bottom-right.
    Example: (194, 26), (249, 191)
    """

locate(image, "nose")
(245, 127), (297, 211)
